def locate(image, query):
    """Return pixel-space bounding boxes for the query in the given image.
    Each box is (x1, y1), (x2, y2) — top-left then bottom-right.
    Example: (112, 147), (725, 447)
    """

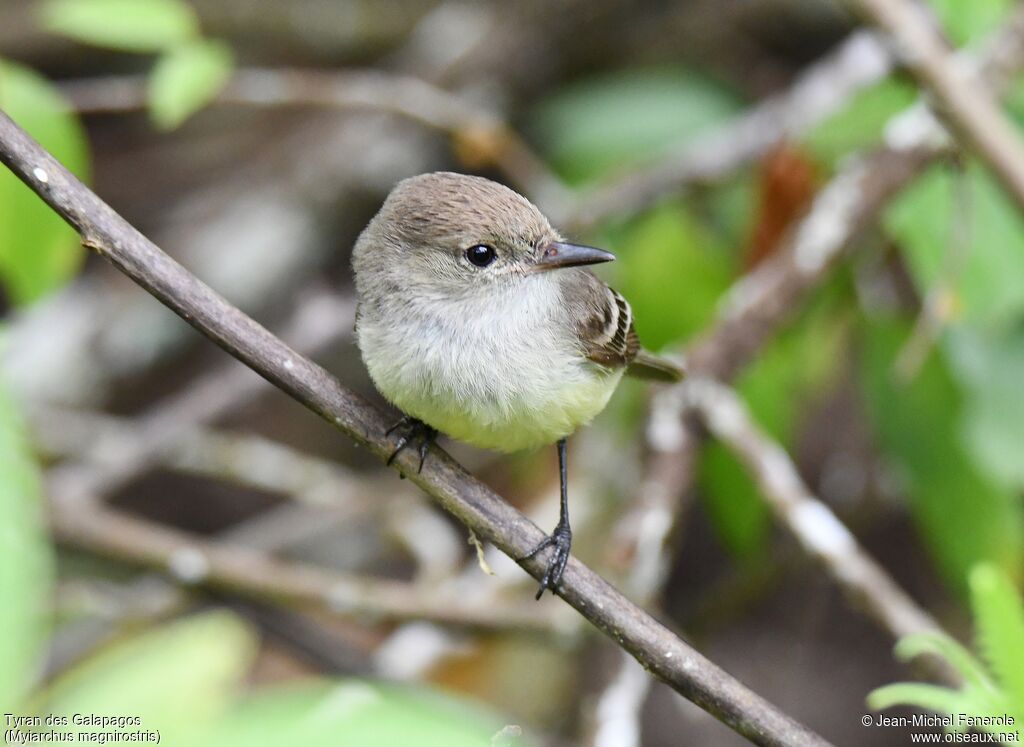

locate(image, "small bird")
(352, 172), (681, 598)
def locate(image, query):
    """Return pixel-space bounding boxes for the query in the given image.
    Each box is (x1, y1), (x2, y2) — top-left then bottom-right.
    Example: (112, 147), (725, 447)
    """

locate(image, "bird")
(352, 171), (682, 598)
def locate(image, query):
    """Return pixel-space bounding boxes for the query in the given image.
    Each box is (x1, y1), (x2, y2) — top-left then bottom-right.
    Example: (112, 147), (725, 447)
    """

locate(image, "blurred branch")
(44, 288), (353, 505)
(564, 30), (893, 231)
(682, 4), (1024, 382)
(59, 68), (570, 216)
(33, 406), (392, 509)
(602, 17), (1024, 723)
(894, 154), (971, 379)
(852, 0), (1024, 213)
(585, 399), (702, 747)
(0, 113), (829, 747)
(49, 500), (559, 634)
(680, 378), (946, 645)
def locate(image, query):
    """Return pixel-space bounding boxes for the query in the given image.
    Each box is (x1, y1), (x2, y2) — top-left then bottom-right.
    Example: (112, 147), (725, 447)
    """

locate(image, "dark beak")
(533, 240), (616, 272)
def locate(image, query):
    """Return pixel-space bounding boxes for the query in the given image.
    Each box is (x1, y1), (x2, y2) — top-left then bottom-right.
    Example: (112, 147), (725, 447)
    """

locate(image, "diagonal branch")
(680, 378), (945, 644)
(852, 0), (1024, 212)
(0, 111), (829, 747)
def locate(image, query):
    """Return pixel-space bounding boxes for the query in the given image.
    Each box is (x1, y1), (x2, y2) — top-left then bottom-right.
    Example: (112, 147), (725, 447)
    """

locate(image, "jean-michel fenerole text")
(871, 713), (1017, 730)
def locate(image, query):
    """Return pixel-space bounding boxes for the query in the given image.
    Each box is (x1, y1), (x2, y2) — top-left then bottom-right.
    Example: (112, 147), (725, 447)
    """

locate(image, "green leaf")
(858, 317), (1024, 591)
(969, 564), (1024, 712)
(886, 163), (1024, 328)
(867, 682), (972, 715)
(180, 681), (535, 747)
(805, 80), (916, 165)
(893, 632), (996, 693)
(0, 59), (89, 305)
(0, 376), (53, 711)
(928, 0), (1012, 46)
(43, 611), (256, 741)
(698, 443), (772, 558)
(698, 288), (847, 559)
(945, 325), (1024, 490)
(39, 0), (199, 53)
(148, 40), (233, 130)
(531, 68), (741, 183)
(610, 203), (733, 350)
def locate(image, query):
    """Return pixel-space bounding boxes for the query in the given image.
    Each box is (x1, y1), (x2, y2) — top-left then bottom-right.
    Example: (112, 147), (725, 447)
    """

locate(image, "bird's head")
(353, 172), (614, 301)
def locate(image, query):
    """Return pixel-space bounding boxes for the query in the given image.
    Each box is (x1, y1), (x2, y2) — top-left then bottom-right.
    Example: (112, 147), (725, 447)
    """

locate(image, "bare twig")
(43, 289), (353, 504)
(681, 378), (944, 643)
(49, 500), (560, 634)
(852, 0), (1024, 213)
(894, 156), (972, 379)
(642, 8), (1024, 517)
(32, 406), (392, 509)
(59, 68), (570, 215)
(0, 112), (829, 747)
(563, 30), (892, 231)
(685, 4), (1024, 383)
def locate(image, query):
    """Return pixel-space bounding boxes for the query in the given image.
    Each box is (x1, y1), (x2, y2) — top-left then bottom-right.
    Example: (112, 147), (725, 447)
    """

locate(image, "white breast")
(357, 278), (622, 452)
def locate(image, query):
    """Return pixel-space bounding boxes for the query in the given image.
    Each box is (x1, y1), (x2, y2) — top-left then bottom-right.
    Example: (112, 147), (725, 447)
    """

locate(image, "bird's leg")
(385, 415), (438, 473)
(522, 438), (572, 599)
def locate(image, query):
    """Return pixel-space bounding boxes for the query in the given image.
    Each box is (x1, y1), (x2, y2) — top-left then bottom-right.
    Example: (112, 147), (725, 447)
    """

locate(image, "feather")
(627, 350), (684, 382)
(564, 271), (682, 381)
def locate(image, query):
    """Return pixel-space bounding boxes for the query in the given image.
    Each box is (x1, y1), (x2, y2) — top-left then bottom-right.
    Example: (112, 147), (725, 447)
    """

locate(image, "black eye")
(465, 244), (497, 267)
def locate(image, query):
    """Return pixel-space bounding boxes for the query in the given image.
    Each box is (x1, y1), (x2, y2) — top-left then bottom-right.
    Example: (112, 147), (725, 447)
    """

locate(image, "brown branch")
(852, 0), (1024, 212)
(681, 378), (946, 644)
(562, 30), (893, 231)
(43, 288), (354, 504)
(629, 4), (1024, 680)
(59, 68), (571, 216)
(0, 113), (829, 747)
(685, 4), (1024, 382)
(49, 500), (562, 634)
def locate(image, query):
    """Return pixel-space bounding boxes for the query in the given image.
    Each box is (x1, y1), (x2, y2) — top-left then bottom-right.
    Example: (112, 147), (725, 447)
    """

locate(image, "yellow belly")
(402, 367), (623, 452)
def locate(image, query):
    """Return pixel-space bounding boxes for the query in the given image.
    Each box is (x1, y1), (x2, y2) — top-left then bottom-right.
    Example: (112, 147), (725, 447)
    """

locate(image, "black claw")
(522, 521), (572, 599)
(385, 416), (437, 473)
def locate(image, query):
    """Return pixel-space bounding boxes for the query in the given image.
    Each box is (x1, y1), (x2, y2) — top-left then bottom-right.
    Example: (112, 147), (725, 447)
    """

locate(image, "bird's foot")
(521, 520), (572, 599)
(385, 416), (438, 473)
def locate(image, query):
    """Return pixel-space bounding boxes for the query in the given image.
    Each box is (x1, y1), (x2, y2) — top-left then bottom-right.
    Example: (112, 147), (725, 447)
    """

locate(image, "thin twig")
(563, 30), (893, 231)
(685, 5), (1024, 383)
(0, 112), (829, 747)
(32, 405), (391, 511)
(681, 378), (945, 644)
(640, 9), (1024, 555)
(894, 155), (972, 380)
(48, 500), (561, 634)
(59, 67), (571, 215)
(43, 288), (353, 505)
(852, 0), (1024, 213)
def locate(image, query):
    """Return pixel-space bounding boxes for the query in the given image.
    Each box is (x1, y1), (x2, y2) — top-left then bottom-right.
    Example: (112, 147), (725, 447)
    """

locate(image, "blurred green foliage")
(0, 59), (89, 305)
(858, 318), (1024, 589)
(42, 612), (256, 742)
(531, 68), (741, 183)
(40, 0), (200, 53)
(888, 164), (1024, 328)
(868, 564), (1024, 732)
(33, 611), (529, 746)
(929, 0), (1013, 46)
(806, 80), (916, 165)
(148, 39), (233, 130)
(40, 0), (234, 129)
(610, 203), (733, 350)
(178, 680), (528, 747)
(947, 325), (1024, 490)
(0, 379), (52, 712)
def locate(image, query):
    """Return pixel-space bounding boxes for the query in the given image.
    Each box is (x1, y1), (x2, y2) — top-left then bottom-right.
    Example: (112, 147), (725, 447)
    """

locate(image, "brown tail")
(626, 350), (685, 383)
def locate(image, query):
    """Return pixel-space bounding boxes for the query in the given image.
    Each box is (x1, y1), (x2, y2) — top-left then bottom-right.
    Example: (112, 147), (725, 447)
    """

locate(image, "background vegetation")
(2, 0), (1024, 744)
